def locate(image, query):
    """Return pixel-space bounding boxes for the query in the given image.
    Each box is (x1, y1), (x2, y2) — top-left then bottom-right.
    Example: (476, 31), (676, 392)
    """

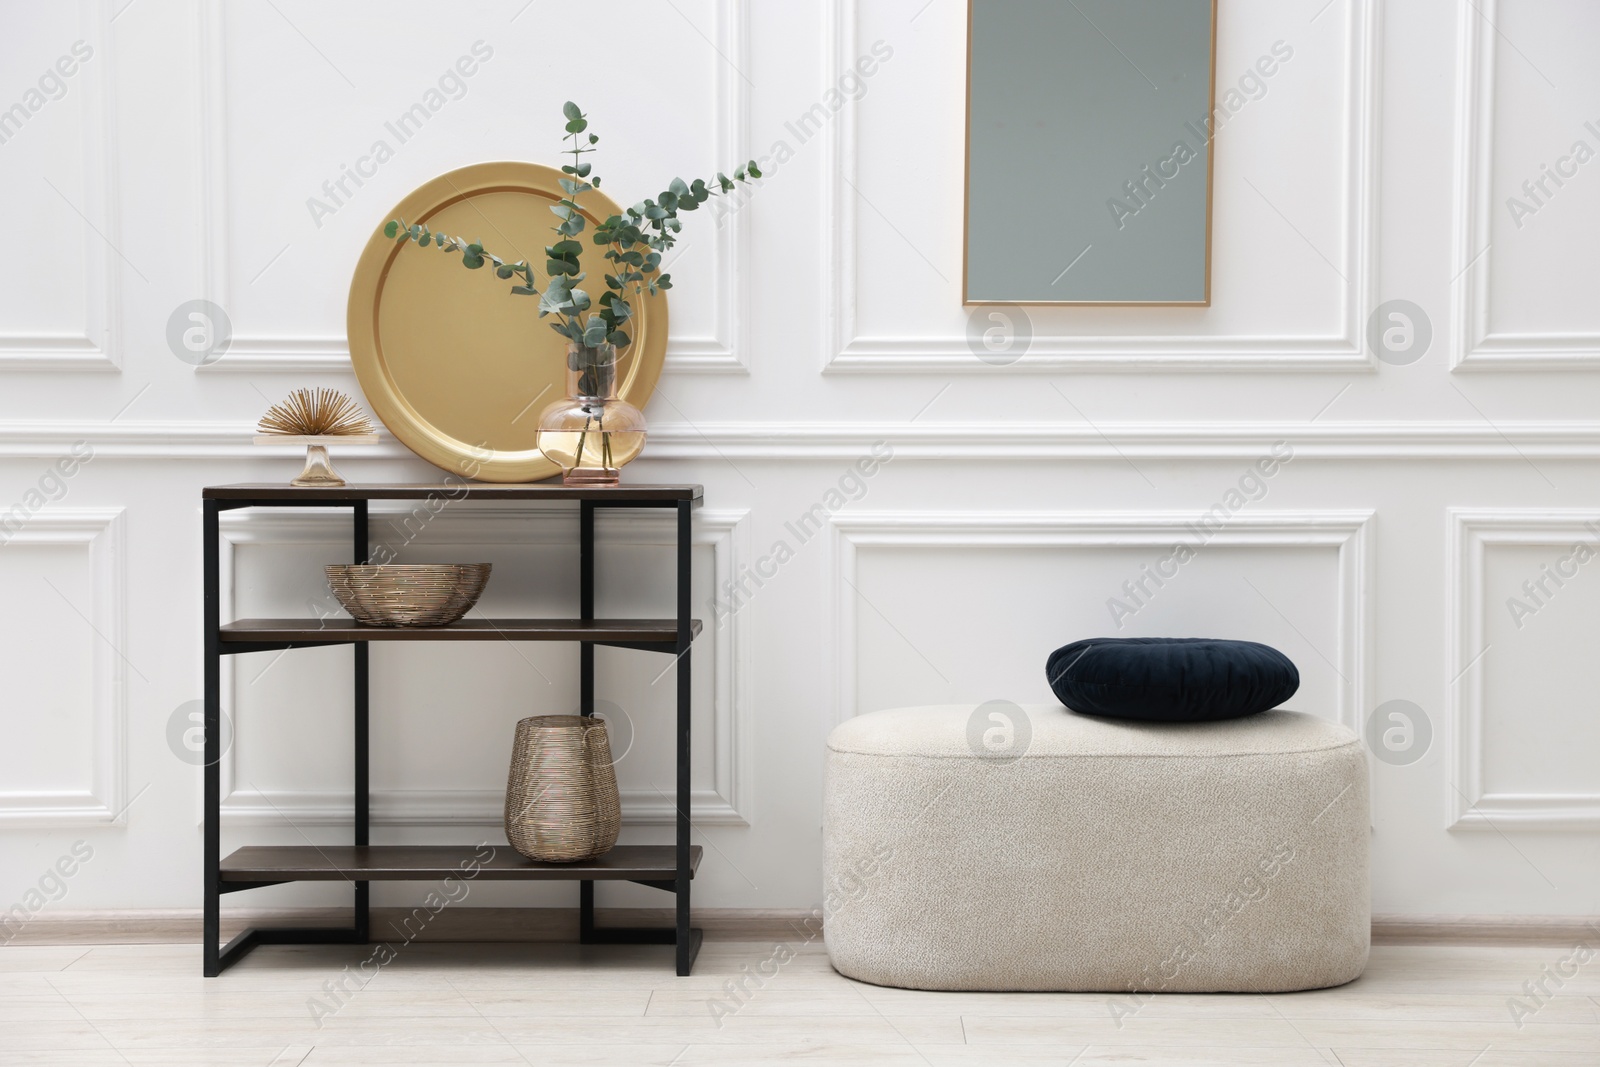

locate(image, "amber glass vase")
(535, 342), (647, 486)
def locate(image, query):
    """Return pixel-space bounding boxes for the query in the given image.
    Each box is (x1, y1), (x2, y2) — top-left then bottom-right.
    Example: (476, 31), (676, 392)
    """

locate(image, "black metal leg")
(203, 500), (221, 977)
(572, 500), (699, 973)
(579, 500), (597, 941)
(675, 500), (699, 976)
(353, 501), (370, 942)
(207, 499), (371, 976)
(579, 880), (596, 943)
(580, 499), (595, 716)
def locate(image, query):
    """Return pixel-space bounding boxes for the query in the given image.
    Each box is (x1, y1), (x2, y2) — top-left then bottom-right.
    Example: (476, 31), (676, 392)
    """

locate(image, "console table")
(201, 482), (704, 976)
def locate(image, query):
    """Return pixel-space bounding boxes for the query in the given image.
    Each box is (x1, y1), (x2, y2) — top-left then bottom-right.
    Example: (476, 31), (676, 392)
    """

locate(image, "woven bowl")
(324, 563), (491, 627)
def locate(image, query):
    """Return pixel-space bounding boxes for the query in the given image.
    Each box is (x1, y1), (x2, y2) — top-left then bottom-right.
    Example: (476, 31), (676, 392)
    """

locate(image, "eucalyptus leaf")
(378, 101), (766, 356)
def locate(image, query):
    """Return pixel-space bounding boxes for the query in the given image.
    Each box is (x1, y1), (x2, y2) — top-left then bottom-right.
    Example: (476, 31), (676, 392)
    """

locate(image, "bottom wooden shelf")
(219, 845), (700, 883)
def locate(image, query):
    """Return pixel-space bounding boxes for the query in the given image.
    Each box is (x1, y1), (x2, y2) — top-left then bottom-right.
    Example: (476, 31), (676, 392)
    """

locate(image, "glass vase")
(535, 342), (647, 486)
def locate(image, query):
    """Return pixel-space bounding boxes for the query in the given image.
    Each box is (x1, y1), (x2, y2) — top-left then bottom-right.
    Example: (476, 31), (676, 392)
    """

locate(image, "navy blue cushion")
(1045, 637), (1299, 723)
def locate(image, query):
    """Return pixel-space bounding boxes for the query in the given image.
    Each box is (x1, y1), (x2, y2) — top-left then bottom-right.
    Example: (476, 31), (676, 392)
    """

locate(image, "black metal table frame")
(201, 489), (702, 976)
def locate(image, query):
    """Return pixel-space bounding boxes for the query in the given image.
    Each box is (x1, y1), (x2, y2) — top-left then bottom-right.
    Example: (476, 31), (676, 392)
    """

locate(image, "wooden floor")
(1, 939), (1597, 1065)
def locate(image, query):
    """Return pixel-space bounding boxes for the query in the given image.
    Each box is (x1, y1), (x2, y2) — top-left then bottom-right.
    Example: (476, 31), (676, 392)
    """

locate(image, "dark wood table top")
(204, 483), (702, 502)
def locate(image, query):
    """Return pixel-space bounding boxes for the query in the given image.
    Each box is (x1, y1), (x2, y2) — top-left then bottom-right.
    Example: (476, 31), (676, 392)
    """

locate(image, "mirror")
(964, 0), (1217, 306)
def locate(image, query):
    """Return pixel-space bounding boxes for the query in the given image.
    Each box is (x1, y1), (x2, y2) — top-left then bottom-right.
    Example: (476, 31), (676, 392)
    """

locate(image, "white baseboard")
(5, 909), (1597, 948)
(1370, 914), (1600, 945)
(0, 907), (821, 947)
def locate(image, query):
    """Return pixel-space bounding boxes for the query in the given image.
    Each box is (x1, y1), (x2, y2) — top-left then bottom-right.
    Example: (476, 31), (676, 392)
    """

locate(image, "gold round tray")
(346, 162), (668, 483)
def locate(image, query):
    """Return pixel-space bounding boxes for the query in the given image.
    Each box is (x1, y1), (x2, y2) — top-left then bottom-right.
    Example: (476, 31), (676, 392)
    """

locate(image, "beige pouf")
(823, 705), (1369, 994)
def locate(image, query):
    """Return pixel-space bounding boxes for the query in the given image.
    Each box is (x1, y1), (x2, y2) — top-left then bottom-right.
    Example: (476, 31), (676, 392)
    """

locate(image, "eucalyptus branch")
(384, 101), (761, 359)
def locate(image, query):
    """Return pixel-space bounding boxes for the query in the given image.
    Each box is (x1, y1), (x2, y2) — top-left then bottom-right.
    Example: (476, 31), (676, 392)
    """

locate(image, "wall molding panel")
(822, 0), (1381, 373)
(195, 0), (749, 375)
(1447, 509), (1600, 829)
(214, 506), (751, 827)
(828, 510), (1372, 730)
(0, 508), (126, 825)
(0, 0), (120, 371)
(19, 419), (1600, 461)
(1450, 0), (1600, 371)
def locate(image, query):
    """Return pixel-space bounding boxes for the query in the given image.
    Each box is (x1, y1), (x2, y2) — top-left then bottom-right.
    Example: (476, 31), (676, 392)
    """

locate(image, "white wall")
(3, 0), (1599, 922)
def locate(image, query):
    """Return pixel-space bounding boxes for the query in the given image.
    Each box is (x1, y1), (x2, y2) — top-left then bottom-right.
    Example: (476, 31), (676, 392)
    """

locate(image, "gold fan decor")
(254, 388), (379, 487)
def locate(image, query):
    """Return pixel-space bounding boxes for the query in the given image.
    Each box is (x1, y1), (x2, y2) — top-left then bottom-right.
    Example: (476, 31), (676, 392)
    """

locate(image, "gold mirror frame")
(346, 161), (668, 483)
(962, 0), (1218, 307)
